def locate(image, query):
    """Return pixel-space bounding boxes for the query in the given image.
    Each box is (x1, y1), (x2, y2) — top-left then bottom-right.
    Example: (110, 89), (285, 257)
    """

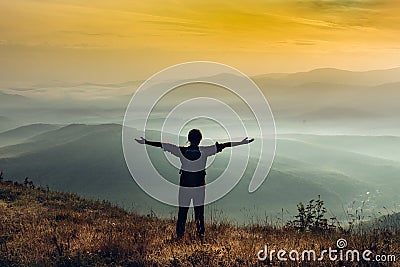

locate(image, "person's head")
(188, 129), (202, 146)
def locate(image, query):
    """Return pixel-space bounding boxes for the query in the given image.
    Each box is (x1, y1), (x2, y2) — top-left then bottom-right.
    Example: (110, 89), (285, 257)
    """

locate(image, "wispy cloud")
(290, 16), (344, 29)
(300, 0), (385, 10)
(294, 0), (390, 30)
(59, 30), (131, 38)
(141, 20), (209, 30)
(0, 0), (399, 79)
(141, 20), (212, 36)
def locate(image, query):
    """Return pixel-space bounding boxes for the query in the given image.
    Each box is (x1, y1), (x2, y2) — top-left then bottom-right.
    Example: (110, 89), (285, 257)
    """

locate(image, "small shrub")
(287, 195), (334, 233)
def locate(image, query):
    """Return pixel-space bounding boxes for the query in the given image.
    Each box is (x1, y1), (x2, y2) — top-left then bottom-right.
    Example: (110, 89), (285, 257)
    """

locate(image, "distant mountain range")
(0, 91), (30, 102)
(253, 67), (400, 87)
(0, 123), (62, 147)
(1, 67), (399, 132)
(253, 69), (400, 122)
(0, 123), (399, 222)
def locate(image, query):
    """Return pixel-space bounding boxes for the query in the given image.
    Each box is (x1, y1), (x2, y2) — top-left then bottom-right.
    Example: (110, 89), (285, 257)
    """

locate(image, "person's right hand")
(240, 137), (254, 144)
(135, 137), (146, 144)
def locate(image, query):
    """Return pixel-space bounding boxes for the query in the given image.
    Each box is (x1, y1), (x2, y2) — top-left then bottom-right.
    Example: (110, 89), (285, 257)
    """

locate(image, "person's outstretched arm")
(135, 137), (162, 147)
(226, 137), (254, 147)
(135, 137), (180, 157)
(217, 137), (254, 152)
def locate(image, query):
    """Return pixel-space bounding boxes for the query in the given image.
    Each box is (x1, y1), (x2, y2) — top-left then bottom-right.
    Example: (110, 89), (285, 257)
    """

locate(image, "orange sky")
(1, 0), (400, 82)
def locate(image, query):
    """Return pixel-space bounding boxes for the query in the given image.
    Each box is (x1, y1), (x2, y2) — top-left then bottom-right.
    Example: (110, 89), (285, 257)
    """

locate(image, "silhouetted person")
(135, 129), (254, 239)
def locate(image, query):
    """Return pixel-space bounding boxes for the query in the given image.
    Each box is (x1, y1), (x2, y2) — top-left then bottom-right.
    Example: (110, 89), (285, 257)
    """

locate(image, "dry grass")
(0, 183), (399, 266)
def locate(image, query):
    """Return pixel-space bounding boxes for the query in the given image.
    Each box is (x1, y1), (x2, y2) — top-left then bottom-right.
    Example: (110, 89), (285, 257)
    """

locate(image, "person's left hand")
(241, 137), (254, 144)
(135, 137), (146, 144)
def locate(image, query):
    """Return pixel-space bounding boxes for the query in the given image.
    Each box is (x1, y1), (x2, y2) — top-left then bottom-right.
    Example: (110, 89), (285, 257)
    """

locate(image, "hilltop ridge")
(0, 181), (398, 266)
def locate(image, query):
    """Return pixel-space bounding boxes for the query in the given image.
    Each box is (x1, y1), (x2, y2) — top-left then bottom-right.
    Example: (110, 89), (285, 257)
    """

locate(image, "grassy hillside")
(0, 182), (399, 266)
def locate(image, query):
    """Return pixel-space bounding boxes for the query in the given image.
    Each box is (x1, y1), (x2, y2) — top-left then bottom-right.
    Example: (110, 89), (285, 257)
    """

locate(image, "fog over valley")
(1, 67), (399, 223)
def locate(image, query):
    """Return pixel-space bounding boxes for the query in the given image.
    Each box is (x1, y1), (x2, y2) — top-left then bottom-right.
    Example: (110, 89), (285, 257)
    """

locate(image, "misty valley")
(1, 68), (400, 224)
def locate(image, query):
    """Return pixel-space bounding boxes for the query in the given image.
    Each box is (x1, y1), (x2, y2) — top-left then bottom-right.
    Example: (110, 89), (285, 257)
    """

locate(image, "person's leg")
(193, 186), (205, 238)
(176, 186), (191, 238)
(194, 205), (205, 237)
(176, 206), (189, 238)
